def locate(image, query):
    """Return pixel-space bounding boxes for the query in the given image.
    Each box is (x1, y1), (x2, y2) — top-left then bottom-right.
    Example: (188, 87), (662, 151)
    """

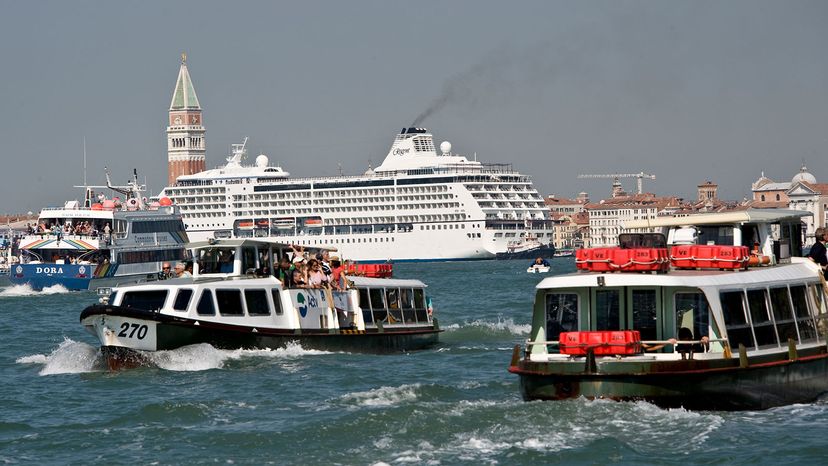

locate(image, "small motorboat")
(527, 264), (550, 274)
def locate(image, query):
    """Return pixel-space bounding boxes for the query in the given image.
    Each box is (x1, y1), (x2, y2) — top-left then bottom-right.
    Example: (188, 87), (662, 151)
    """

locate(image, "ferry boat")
(496, 231), (556, 260)
(162, 128), (552, 262)
(80, 238), (441, 369)
(509, 209), (828, 410)
(10, 171), (189, 291)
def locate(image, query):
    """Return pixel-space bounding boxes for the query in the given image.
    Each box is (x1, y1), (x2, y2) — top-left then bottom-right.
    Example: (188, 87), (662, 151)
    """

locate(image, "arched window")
(776, 194), (780, 201)
(761, 195), (765, 201)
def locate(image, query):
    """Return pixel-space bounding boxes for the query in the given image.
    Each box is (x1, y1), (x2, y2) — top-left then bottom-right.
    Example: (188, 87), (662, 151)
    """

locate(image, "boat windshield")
(196, 247), (236, 274)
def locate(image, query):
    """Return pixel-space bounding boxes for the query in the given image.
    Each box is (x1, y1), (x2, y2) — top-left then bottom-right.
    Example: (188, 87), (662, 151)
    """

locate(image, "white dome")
(792, 165), (817, 184)
(255, 154), (269, 168)
(440, 141), (452, 155)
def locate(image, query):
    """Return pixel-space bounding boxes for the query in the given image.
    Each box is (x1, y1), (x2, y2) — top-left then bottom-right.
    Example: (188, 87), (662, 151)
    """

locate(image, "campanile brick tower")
(167, 52), (206, 185)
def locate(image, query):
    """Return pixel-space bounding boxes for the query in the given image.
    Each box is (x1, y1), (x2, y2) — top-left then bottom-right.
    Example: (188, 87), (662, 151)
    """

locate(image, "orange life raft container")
(669, 245), (750, 270)
(345, 263), (393, 278)
(559, 330), (643, 356)
(575, 247), (669, 273)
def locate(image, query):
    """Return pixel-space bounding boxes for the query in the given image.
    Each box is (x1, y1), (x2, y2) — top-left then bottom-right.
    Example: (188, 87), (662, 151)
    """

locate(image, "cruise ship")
(162, 127), (551, 262)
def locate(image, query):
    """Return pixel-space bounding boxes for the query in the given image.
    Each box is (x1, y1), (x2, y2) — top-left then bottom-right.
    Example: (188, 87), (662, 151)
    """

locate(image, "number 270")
(118, 322), (148, 339)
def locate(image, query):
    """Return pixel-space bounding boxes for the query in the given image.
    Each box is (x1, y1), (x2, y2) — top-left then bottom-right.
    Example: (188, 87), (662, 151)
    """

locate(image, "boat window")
(401, 288), (414, 309)
(545, 293), (578, 342)
(245, 289), (270, 316)
(358, 288), (372, 324)
(674, 292), (711, 345)
(369, 288), (388, 324)
(631, 290), (658, 341)
(747, 289), (777, 347)
(270, 289), (284, 315)
(595, 290), (621, 331)
(197, 248), (235, 274)
(386, 288), (402, 324)
(791, 285), (817, 341)
(413, 288), (426, 309)
(720, 291), (754, 350)
(173, 289), (193, 311)
(121, 290), (168, 311)
(696, 226), (733, 245)
(399, 288), (416, 323)
(216, 289), (244, 316)
(196, 290), (215, 316)
(242, 247), (257, 275)
(769, 287), (797, 343)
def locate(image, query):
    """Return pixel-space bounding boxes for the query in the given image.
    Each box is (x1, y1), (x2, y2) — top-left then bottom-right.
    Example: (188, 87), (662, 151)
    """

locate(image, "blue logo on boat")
(297, 293), (308, 317)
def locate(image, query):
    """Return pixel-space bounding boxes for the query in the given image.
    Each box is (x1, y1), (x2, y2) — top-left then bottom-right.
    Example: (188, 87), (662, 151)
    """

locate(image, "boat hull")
(510, 348), (828, 410)
(81, 305), (441, 369)
(495, 246), (556, 260)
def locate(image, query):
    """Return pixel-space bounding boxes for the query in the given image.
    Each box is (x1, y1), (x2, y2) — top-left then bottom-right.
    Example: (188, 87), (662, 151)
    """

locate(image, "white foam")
(151, 341), (334, 372)
(341, 383), (421, 408)
(16, 338), (102, 375)
(0, 283), (71, 297)
(443, 317), (530, 335)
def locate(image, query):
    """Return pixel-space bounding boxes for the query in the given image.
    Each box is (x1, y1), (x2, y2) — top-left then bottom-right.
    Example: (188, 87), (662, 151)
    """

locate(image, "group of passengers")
(278, 245), (349, 290)
(157, 261), (193, 280)
(28, 221), (110, 240)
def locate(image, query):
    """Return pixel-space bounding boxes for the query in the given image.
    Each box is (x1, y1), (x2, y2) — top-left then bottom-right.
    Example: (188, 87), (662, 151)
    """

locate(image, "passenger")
(532, 257), (550, 267)
(807, 227), (828, 272)
(277, 256), (294, 287)
(676, 327), (710, 359)
(291, 267), (308, 288)
(330, 256), (348, 290)
(317, 250), (332, 277)
(174, 263), (192, 278)
(185, 262), (193, 275)
(157, 262), (173, 280)
(642, 338), (677, 352)
(306, 259), (326, 288)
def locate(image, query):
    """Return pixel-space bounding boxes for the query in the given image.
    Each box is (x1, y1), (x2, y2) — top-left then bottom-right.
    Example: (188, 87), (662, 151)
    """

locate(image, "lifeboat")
(670, 245), (749, 270)
(558, 330), (642, 356)
(346, 263), (393, 278)
(237, 220), (254, 229)
(575, 247), (669, 273)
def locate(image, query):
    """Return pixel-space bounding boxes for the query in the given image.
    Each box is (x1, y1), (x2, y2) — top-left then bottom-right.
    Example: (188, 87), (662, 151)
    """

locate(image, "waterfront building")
(750, 166), (828, 245)
(585, 194), (682, 247)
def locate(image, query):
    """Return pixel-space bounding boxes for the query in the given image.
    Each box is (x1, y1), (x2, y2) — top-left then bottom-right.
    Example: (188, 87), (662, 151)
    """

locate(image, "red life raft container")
(559, 330), (642, 356)
(669, 245), (749, 270)
(345, 263), (393, 278)
(575, 247), (669, 273)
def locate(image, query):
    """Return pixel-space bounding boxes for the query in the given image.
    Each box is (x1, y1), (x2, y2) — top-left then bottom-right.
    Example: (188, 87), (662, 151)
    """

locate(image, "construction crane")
(577, 172), (656, 195)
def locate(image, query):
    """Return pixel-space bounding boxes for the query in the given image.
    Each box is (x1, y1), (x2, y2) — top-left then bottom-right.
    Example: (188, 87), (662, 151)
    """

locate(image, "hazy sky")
(1, 1), (826, 214)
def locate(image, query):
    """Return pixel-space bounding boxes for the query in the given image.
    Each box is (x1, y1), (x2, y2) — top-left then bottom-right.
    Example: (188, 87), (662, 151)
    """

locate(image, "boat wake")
(339, 383), (422, 409)
(17, 340), (334, 374)
(16, 338), (103, 375)
(148, 341), (334, 372)
(0, 283), (71, 297)
(442, 316), (530, 338)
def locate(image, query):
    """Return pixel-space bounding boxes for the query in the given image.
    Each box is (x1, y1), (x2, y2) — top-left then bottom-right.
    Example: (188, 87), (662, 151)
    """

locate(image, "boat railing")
(525, 338), (729, 353)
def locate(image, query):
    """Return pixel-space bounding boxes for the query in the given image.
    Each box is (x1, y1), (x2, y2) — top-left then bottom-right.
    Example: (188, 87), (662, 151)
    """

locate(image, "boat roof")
(349, 275), (427, 288)
(536, 257), (821, 290)
(622, 208), (811, 229)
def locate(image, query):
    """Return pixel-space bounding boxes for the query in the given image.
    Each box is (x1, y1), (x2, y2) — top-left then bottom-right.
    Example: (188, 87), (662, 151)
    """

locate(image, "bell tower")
(167, 52), (206, 185)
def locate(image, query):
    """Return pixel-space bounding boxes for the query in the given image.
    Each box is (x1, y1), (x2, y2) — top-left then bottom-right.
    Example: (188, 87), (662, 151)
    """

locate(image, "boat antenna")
(83, 136), (88, 187)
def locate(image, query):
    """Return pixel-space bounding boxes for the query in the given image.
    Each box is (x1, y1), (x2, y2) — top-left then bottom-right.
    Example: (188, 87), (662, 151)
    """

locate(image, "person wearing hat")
(807, 227), (828, 271)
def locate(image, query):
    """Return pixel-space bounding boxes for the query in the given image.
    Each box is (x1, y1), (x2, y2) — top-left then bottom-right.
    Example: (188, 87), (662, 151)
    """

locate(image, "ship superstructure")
(162, 128), (551, 261)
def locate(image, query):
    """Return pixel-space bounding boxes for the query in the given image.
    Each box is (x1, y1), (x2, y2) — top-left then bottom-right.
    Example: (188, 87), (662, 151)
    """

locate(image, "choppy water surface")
(2, 260), (826, 465)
